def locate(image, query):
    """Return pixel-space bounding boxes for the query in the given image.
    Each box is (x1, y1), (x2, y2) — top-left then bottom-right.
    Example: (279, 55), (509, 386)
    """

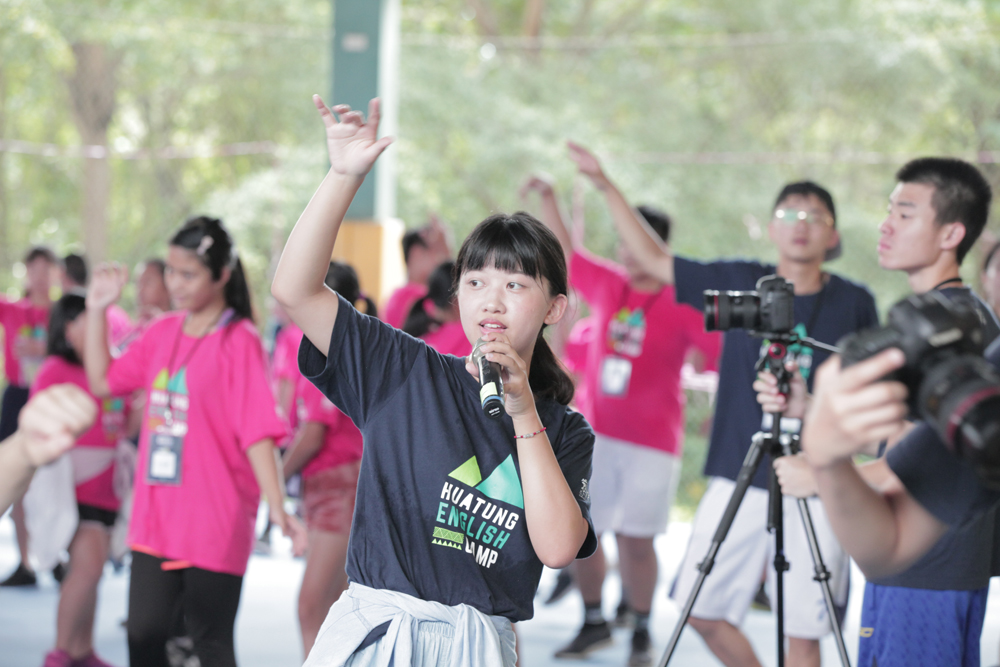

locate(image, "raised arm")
(271, 96), (393, 357)
(802, 350), (945, 578)
(567, 141), (674, 284)
(84, 263), (128, 398)
(520, 175), (573, 259)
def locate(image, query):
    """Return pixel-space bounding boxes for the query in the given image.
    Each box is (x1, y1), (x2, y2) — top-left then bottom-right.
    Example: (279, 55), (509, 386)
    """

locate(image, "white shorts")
(588, 434), (681, 537)
(670, 477), (850, 639)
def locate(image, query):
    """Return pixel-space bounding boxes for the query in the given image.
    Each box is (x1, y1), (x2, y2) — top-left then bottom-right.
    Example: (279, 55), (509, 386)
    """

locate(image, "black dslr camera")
(839, 292), (1000, 486)
(704, 275), (795, 334)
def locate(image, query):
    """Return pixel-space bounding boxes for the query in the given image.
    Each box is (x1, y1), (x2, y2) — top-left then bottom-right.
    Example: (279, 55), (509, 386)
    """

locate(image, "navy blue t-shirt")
(883, 311), (1000, 590)
(299, 295), (598, 622)
(674, 257), (879, 488)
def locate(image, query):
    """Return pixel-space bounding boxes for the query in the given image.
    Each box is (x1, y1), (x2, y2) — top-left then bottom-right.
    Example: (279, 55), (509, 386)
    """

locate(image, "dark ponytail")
(402, 260), (456, 339)
(324, 261), (378, 319)
(170, 215), (254, 323)
(47, 293), (87, 365)
(455, 212), (575, 405)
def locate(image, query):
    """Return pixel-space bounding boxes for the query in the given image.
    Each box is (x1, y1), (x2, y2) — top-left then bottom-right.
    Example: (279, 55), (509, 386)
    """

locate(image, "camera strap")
(930, 277), (963, 292)
(803, 276), (829, 335)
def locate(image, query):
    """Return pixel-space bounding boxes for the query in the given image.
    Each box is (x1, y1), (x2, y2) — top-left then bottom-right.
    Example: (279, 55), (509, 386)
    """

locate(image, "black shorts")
(78, 503), (117, 528)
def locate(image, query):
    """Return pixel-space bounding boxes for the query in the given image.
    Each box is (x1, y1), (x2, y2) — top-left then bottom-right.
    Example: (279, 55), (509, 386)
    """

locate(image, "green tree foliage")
(2, 0), (1000, 318)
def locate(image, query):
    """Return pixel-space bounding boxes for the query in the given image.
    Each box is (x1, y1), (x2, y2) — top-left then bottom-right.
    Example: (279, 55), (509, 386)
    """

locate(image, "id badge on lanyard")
(600, 355), (633, 397)
(146, 401), (188, 486)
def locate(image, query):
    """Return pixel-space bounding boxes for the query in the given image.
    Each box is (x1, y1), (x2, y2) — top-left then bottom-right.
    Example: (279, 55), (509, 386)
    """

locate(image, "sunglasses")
(773, 208), (833, 226)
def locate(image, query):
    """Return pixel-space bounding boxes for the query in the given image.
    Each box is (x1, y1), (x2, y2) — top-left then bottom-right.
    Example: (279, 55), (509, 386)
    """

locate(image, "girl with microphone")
(272, 96), (597, 666)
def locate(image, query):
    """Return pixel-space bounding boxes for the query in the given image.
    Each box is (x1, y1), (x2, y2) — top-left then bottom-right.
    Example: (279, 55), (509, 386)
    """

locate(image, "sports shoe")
(1, 563), (37, 587)
(543, 569), (575, 605)
(72, 652), (117, 667)
(42, 650), (73, 667)
(612, 601), (634, 628)
(554, 621), (613, 659)
(628, 628), (653, 667)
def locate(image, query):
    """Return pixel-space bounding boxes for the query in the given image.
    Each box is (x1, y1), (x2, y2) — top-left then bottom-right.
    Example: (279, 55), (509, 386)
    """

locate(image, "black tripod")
(658, 334), (851, 667)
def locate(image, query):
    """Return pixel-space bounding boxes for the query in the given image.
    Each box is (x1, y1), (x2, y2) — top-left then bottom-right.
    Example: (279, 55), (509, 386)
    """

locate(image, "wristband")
(514, 426), (547, 440)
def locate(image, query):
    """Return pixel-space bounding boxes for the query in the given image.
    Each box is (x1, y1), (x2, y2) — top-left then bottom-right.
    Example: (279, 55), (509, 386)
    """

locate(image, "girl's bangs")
(458, 216), (543, 281)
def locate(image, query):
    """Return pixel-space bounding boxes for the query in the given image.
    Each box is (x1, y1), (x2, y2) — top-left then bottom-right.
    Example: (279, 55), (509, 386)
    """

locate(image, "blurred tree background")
(4, 0), (1000, 512)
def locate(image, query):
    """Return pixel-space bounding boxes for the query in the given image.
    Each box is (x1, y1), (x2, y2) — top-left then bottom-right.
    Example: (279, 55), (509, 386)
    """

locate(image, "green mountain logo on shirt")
(448, 455), (524, 509)
(432, 455), (524, 569)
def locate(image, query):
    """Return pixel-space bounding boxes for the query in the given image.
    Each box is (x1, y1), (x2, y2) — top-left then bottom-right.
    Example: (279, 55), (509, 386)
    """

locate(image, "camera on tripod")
(839, 292), (1000, 486)
(704, 275), (795, 334)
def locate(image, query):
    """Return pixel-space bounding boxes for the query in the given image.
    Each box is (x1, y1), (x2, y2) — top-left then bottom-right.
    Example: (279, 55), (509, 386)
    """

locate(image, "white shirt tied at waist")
(304, 582), (517, 667)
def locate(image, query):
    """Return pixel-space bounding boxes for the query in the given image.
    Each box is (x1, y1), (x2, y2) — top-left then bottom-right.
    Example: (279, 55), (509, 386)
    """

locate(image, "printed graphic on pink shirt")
(606, 306), (649, 358)
(145, 366), (190, 485)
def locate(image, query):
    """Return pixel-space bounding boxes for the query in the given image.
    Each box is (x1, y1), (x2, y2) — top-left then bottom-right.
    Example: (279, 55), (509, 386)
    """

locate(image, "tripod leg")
(795, 498), (852, 667)
(657, 434), (769, 667)
(769, 464), (788, 667)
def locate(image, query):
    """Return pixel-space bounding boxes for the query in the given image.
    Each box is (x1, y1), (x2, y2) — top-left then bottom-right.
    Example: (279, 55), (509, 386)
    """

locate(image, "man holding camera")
(569, 144), (878, 667)
(761, 157), (1000, 667)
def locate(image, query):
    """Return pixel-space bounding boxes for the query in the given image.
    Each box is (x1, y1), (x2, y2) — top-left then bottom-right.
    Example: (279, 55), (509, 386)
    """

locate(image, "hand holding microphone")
(472, 337), (506, 419)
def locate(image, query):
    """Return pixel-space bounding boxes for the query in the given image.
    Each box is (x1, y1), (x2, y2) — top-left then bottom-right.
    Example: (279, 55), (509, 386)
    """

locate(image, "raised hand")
(567, 141), (607, 185)
(17, 384), (97, 467)
(313, 95), (394, 177)
(87, 263), (128, 311)
(519, 174), (556, 201)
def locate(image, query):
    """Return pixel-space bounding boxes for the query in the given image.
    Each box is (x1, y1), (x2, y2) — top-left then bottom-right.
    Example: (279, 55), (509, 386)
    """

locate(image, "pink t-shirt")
(563, 316), (595, 410)
(295, 373), (364, 479)
(106, 304), (134, 350)
(420, 321), (472, 357)
(107, 313), (288, 576)
(272, 323), (303, 386)
(383, 282), (428, 329)
(32, 356), (128, 511)
(571, 250), (719, 455)
(0, 298), (49, 387)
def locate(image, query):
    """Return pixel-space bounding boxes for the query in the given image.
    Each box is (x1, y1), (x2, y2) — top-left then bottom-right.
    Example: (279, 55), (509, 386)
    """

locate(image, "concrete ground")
(2, 511), (1000, 667)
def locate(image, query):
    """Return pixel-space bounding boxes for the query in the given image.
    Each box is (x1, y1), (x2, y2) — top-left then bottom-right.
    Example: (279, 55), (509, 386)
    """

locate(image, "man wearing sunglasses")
(567, 145), (878, 667)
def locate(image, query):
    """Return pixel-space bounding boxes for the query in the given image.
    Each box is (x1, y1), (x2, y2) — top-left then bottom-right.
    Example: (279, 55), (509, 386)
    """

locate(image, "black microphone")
(472, 338), (505, 419)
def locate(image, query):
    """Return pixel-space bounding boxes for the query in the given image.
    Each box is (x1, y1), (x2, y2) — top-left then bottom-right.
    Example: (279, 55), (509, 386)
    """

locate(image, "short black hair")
(24, 245), (57, 265)
(636, 205), (672, 243)
(402, 229), (428, 265)
(62, 253), (88, 287)
(896, 157), (992, 265)
(773, 181), (837, 223)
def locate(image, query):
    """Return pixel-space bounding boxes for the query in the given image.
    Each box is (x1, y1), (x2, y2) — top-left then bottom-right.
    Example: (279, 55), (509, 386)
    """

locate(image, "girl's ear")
(218, 265), (232, 286)
(544, 293), (569, 326)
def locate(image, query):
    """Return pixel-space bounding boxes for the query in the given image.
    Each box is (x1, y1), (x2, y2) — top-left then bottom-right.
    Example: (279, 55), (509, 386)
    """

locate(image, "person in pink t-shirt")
(34, 294), (129, 667)
(402, 260), (473, 358)
(0, 245), (57, 588)
(83, 216), (303, 667)
(383, 214), (452, 328)
(60, 252), (135, 355)
(281, 259), (371, 657)
(525, 167), (720, 666)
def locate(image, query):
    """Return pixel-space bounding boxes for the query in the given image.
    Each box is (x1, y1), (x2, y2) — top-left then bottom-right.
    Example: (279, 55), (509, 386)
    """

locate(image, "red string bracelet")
(514, 426), (547, 440)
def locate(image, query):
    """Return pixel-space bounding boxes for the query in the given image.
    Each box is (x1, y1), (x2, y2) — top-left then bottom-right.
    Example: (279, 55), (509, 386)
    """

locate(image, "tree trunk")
(66, 43), (118, 264)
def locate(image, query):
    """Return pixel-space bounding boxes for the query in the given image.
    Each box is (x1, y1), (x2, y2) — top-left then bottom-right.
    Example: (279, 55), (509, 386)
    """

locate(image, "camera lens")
(704, 291), (761, 332)
(919, 355), (1000, 487)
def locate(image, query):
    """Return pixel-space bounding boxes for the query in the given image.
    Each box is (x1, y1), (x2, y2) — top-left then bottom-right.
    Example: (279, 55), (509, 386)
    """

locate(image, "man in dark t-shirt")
(801, 158), (999, 667)
(567, 143), (876, 667)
